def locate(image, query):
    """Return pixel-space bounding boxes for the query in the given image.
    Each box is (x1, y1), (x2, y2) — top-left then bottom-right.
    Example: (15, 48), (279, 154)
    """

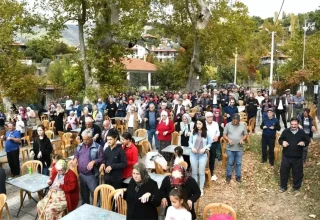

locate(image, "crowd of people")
(0, 85), (316, 220)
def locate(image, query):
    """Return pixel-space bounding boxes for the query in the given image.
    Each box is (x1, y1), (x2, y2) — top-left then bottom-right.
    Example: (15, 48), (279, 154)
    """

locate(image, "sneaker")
(236, 177), (241, 183)
(226, 176), (231, 184)
(211, 174), (218, 181)
(279, 188), (287, 193)
(200, 189), (204, 196)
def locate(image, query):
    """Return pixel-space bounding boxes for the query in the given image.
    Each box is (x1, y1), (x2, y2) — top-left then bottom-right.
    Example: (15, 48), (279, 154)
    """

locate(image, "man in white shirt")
(125, 106), (142, 135)
(212, 89), (220, 109)
(205, 112), (220, 181)
(126, 99), (137, 113)
(255, 90), (265, 123)
(275, 94), (288, 129)
(182, 94), (192, 111)
(65, 95), (73, 116)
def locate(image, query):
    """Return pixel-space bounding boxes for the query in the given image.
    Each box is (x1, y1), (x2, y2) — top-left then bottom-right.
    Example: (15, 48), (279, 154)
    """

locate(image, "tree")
(150, 0), (254, 91)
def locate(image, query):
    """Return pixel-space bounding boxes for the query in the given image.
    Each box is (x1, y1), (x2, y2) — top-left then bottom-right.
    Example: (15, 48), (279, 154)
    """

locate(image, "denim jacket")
(188, 133), (212, 151)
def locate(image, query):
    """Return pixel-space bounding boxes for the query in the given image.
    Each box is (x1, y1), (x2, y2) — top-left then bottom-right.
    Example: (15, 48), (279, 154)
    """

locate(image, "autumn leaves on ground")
(199, 136), (320, 220)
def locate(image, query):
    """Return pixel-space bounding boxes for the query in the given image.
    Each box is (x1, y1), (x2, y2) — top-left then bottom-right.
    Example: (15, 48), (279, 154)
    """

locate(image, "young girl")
(171, 146), (184, 166)
(165, 187), (192, 220)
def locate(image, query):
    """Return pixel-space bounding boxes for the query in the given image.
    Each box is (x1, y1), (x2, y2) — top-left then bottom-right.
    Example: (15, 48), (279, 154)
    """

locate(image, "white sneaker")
(200, 189), (204, 196)
(211, 174), (218, 181)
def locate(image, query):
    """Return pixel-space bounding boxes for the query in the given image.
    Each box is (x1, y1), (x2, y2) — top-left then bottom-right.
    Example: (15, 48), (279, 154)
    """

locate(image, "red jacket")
(122, 143), (139, 179)
(156, 120), (175, 141)
(50, 169), (79, 212)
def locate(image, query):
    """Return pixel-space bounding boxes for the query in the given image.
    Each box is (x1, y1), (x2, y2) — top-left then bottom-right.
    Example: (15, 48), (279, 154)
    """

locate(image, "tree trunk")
(78, 21), (91, 86)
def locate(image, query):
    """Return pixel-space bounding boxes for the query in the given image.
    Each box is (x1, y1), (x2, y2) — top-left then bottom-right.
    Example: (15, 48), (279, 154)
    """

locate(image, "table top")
(132, 136), (146, 143)
(70, 128), (81, 133)
(6, 173), (49, 193)
(111, 117), (125, 120)
(123, 173), (166, 188)
(0, 151), (6, 157)
(60, 204), (126, 220)
(161, 145), (190, 156)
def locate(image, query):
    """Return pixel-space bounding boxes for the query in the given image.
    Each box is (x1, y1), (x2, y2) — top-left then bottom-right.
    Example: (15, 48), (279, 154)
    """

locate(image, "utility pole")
(269, 32), (275, 95)
(301, 20), (308, 96)
(234, 48), (237, 85)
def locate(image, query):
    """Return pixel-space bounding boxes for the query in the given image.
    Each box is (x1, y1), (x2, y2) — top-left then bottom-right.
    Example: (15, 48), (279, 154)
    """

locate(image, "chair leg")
(5, 202), (10, 220)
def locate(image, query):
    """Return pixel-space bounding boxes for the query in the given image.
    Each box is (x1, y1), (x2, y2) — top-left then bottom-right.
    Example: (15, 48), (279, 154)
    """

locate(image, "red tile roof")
(121, 58), (157, 72)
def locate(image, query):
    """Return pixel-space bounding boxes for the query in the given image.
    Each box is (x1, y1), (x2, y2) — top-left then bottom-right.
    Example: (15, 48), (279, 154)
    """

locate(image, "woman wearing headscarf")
(30, 125), (53, 175)
(160, 164), (201, 220)
(192, 107), (204, 122)
(18, 106), (28, 127)
(26, 107), (37, 126)
(37, 159), (79, 220)
(189, 119), (212, 196)
(54, 104), (65, 132)
(114, 163), (161, 220)
(65, 111), (78, 131)
(156, 111), (175, 161)
(174, 107), (186, 124)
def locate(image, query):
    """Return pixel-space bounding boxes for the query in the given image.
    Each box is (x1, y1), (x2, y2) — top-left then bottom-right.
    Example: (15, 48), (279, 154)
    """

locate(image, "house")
(150, 44), (178, 62)
(127, 45), (149, 60)
(11, 41), (33, 66)
(121, 58), (157, 90)
(260, 53), (291, 66)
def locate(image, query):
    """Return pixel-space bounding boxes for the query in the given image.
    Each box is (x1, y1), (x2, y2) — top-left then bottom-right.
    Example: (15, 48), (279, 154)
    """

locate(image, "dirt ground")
(199, 136), (320, 220)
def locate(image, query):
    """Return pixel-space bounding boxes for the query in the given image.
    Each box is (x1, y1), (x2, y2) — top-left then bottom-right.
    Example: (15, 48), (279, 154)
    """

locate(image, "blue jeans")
(226, 150), (243, 178)
(190, 152), (207, 190)
(148, 128), (158, 149)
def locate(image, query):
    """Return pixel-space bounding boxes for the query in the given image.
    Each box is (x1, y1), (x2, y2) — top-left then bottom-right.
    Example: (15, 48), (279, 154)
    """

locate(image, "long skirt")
(158, 140), (172, 162)
(37, 190), (67, 220)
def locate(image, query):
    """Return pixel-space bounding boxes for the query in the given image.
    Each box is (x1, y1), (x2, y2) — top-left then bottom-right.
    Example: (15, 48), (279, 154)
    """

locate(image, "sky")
(239, 0), (320, 18)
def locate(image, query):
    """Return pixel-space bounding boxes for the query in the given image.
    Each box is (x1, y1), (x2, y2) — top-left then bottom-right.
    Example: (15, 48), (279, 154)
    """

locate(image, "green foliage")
(153, 59), (188, 90)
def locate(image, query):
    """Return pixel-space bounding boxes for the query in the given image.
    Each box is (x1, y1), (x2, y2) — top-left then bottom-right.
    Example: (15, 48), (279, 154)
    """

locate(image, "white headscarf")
(160, 111), (169, 126)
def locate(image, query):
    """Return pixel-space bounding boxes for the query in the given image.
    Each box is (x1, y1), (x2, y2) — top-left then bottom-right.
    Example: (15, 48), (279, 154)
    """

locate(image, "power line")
(275, 0), (285, 24)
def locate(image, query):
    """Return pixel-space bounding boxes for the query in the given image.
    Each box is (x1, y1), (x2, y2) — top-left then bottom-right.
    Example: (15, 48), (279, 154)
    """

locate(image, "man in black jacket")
(0, 167), (6, 194)
(79, 117), (102, 144)
(278, 118), (310, 193)
(144, 104), (160, 149)
(99, 129), (127, 189)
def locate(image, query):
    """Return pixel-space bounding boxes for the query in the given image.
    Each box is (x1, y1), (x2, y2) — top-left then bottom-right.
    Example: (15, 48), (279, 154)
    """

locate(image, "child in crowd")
(165, 187), (191, 220)
(172, 146), (184, 166)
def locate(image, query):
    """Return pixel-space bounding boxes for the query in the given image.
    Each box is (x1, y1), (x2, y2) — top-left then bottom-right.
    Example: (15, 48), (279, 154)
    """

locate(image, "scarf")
(169, 164), (190, 186)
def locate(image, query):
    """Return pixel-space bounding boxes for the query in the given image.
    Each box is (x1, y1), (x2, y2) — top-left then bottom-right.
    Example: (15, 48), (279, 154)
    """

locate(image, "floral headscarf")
(169, 164), (190, 186)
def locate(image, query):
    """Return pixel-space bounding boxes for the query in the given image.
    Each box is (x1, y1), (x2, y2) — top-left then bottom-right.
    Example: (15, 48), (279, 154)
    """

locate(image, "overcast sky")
(239, 0), (320, 18)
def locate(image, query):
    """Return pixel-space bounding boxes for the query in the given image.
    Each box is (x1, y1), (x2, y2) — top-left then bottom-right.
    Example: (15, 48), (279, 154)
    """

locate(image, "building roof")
(260, 52), (289, 59)
(121, 58), (157, 72)
(151, 48), (177, 52)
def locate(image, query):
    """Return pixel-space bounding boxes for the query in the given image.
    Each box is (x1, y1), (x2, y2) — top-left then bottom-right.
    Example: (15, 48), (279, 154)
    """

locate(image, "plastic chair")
(48, 121), (55, 131)
(178, 161), (188, 170)
(115, 119), (125, 134)
(134, 129), (147, 138)
(205, 151), (212, 187)
(171, 131), (179, 145)
(42, 120), (49, 131)
(93, 184), (115, 210)
(20, 135), (32, 162)
(109, 189), (127, 215)
(248, 117), (256, 134)
(140, 140), (152, 156)
(45, 130), (54, 139)
(0, 138), (8, 168)
(154, 161), (171, 176)
(20, 161), (44, 205)
(0, 194), (10, 220)
(67, 160), (78, 177)
(203, 203), (237, 220)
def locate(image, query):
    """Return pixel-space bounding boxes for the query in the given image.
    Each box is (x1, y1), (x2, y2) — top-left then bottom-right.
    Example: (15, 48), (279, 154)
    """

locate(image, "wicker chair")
(205, 151), (212, 187)
(45, 130), (54, 139)
(248, 117), (256, 134)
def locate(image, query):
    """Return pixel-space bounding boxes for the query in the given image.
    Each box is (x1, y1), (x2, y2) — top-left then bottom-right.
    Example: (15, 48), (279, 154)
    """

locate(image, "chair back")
(42, 120), (49, 130)
(48, 121), (55, 131)
(109, 189), (127, 215)
(220, 137), (227, 154)
(21, 160), (43, 175)
(203, 203), (237, 220)
(154, 161), (165, 174)
(178, 161), (188, 169)
(0, 193), (10, 220)
(63, 133), (73, 145)
(45, 130), (54, 139)
(171, 131), (179, 145)
(93, 184), (115, 210)
(116, 119), (123, 126)
(26, 127), (33, 140)
(0, 137), (4, 151)
(58, 131), (65, 141)
(248, 117), (256, 134)
(67, 160), (78, 177)
(140, 140), (152, 155)
(134, 129), (147, 137)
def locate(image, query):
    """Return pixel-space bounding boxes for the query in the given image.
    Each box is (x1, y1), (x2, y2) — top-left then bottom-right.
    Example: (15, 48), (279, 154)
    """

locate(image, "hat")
(267, 108), (273, 112)
(285, 89), (290, 92)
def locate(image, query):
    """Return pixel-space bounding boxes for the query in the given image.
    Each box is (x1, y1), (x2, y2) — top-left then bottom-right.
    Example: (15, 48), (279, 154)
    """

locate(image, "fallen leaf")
(309, 214), (316, 218)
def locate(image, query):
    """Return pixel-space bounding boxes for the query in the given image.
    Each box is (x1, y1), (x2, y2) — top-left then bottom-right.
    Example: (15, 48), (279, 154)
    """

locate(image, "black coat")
(31, 136), (53, 167)
(124, 178), (161, 220)
(0, 168), (6, 194)
(145, 110), (160, 130)
(79, 124), (102, 143)
(160, 176), (201, 220)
